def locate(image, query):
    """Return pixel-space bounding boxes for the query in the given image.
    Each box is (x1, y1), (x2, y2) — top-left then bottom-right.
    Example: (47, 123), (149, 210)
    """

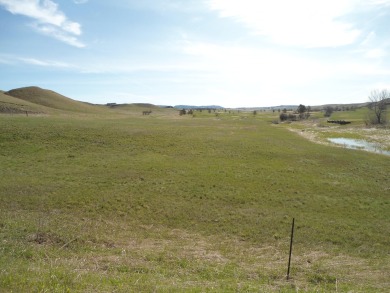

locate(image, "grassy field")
(0, 100), (389, 291)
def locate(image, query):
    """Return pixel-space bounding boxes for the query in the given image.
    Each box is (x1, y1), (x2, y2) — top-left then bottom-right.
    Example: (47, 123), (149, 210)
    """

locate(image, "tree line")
(279, 89), (388, 125)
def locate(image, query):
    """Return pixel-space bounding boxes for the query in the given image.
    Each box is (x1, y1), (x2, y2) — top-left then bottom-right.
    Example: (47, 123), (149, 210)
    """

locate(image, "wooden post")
(287, 218), (295, 280)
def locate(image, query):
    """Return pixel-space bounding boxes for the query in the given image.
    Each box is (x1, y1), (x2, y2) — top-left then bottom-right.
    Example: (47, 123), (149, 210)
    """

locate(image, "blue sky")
(1, 0), (390, 107)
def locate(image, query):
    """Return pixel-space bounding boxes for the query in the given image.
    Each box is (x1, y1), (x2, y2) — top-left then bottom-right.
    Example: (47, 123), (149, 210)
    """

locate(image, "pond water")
(328, 138), (390, 156)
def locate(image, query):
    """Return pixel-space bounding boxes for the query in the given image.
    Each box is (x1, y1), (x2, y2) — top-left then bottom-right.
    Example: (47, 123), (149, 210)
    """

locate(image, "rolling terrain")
(0, 87), (389, 292)
(3, 86), (103, 114)
(0, 86), (179, 118)
(0, 89), (47, 114)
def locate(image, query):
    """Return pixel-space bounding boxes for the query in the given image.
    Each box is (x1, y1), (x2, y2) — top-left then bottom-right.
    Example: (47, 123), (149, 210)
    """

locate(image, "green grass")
(0, 110), (389, 292)
(329, 107), (370, 126)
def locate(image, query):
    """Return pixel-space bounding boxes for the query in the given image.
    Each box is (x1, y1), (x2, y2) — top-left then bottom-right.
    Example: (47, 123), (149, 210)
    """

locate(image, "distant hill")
(311, 102), (367, 111)
(106, 102), (158, 109)
(174, 105), (224, 109)
(235, 105), (298, 111)
(1, 86), (377, 115)
(0, 86), (179, 116)
(3, 86), (102, 113)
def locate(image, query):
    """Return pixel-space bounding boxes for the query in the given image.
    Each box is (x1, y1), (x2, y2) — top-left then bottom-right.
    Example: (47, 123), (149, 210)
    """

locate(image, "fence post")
(287, 218), (295, 280)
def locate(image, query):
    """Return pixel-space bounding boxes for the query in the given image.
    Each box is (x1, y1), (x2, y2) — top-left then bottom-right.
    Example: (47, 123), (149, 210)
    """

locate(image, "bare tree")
(368, 89), (389, 124)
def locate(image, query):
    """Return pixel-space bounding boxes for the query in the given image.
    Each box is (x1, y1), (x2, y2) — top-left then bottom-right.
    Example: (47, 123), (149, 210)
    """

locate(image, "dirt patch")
(288, 121), (390, 151)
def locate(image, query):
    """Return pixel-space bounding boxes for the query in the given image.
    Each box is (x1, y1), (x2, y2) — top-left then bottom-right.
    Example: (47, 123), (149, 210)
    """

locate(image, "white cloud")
(180, 40), (330, 85)
(368, 0), (390, 5)
(18, 57), (75, 68)
(360, 31), (377, 47)
(207, 0), (363, 48)
(358, 31), (389, 59)
(364, 48), (387, 59)
(0, 54), (76, 68)
(73, 0), (88, 4)
(31, 23), (85, 48)
(0, 0), (84, 47)
(176, 37), (390, 106)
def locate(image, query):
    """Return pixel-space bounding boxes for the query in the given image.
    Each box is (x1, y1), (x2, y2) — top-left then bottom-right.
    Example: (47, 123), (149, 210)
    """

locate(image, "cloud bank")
(0, 0), (85, 47)
(207, 0), (390, 48)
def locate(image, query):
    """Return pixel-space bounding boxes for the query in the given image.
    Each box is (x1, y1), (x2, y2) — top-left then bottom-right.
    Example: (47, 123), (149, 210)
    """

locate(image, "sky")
(1, 0), (390, 108)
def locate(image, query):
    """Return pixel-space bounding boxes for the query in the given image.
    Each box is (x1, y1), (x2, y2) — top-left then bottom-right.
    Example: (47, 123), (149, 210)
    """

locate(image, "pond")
(328, 138), (390, 156)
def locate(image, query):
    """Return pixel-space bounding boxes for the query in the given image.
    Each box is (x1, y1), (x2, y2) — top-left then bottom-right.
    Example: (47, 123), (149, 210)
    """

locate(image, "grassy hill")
(3, 86), (106, 114)
(1, 86), (180, 118)
(0, 90), (49, 114)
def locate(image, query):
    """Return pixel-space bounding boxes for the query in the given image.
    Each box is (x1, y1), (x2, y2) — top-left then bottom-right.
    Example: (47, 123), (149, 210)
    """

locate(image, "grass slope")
(0, 91), (49, 114)
(2, 86), (178, 118)
(0, 110), (389, 292)
(4, 86), (104, 114)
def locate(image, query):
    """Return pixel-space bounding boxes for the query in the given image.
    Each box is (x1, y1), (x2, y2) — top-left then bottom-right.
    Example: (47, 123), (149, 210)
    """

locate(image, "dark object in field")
(327, 120), (351, 125)
(287, 218), (295, 280)
(142, 110), (152, 115)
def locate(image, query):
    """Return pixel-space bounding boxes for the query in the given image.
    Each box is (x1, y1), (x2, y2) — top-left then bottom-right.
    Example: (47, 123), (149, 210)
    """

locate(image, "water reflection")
(328, 138), (390, 156)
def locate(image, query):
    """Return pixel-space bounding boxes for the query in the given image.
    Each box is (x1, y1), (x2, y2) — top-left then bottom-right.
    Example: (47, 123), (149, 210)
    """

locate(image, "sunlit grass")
(0, 111), (389, 292)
